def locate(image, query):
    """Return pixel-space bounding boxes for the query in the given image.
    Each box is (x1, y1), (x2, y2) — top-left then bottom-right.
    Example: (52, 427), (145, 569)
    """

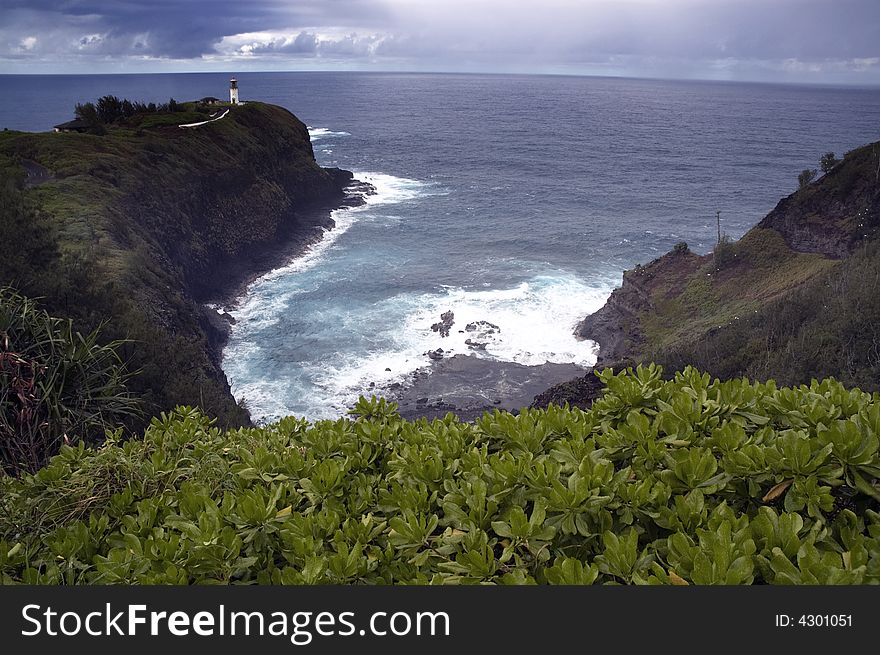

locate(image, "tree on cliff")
(73, 96), (184, 129)
(820, 152), (841, 173)
(798, 168), (817, 188)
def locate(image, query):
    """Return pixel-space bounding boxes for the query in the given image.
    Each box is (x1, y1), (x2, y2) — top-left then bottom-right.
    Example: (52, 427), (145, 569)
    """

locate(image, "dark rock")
(427, 348), (445, 360)
(389, 354), (588, 422)
(465, 320), (500, 333)
(431, 310), (455, 337)
(385, 367), (392, 372)
(573, 142), (880, 372)
(336, 178), (376, 207)
(464, 338), (487, 351)
(530, 371), (606, 411)
(4, 102), (365, 431)
(574, 248), (701, 365)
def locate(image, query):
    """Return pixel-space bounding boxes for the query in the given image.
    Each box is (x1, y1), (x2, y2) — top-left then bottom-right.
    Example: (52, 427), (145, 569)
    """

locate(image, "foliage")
(1, 365), (878, 585)
(75, 96), (186, 127)
(0, 287), (140, 475)
(712, 234), (735, 270)
(633, 140), (879, 393)
(798, 168), (817, 188)
(673, 241), (689, 254)
(656, 239), (880, 392)
(820, 152), (840, 174)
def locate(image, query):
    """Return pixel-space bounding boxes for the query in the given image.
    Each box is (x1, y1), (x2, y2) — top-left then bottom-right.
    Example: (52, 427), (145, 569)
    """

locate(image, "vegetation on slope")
(655, 239), (880, 389)
(0, 100), (352, 431)
(1, 365), (878, 585)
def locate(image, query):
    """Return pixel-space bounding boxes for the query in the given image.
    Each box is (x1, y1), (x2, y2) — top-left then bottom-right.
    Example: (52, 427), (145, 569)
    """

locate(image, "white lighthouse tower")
(229, 77), (239, 105)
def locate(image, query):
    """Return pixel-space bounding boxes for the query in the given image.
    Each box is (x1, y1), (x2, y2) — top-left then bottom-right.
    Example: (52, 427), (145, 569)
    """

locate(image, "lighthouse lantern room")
(229, 78), (239, 105)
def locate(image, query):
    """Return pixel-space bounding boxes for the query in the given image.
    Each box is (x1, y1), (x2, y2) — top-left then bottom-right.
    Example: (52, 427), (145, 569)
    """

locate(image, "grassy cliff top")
(0, 102), (323, 276)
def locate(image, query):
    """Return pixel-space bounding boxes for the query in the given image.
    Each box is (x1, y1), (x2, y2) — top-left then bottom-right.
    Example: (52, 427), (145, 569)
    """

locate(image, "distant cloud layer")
(1, 0), (878, 83)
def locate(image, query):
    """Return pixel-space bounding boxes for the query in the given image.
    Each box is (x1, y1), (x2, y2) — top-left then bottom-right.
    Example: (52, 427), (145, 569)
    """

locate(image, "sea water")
(3, 72), (879, 420)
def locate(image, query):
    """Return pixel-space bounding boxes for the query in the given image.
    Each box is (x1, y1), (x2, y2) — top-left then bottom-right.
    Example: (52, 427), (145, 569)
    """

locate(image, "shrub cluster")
(712, 234), (735, 270)
(1, 365), (878, 585)
(0, 287), (140, 475)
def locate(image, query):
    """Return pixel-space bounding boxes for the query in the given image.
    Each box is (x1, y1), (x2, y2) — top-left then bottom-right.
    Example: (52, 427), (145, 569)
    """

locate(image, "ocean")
(2, 72), (880, 421)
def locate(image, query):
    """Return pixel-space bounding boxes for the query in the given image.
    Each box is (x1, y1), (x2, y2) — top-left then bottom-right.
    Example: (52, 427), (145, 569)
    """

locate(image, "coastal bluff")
(541, 139), (880, 409)
(0, 101), (360, 427)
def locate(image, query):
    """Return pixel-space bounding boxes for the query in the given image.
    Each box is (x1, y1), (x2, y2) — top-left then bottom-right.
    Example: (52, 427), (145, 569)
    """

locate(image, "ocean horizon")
(4, 71), (879, 421)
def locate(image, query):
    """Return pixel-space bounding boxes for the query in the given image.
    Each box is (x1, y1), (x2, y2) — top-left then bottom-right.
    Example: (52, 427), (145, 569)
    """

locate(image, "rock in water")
(431, 310), (455, 337)
(465, 320), (500, 333)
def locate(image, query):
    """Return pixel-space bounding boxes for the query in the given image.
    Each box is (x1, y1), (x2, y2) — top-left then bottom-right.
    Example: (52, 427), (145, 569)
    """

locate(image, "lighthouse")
(229, 77), (239, 105)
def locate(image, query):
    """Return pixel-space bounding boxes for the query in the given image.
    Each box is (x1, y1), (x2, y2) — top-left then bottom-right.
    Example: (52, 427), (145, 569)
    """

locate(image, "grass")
(641, 229), (838, 352)
(136, 111), (211, 128)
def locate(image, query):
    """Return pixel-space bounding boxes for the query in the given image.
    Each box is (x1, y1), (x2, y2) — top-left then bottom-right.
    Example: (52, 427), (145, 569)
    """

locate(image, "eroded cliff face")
(756, 144), (880, 258)
(110, 103), (355, 299)
(575, 248), (704, 365)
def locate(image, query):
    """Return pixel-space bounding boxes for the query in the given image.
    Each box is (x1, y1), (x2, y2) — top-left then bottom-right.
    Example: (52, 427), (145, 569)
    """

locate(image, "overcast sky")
(1, 0), (878, 83)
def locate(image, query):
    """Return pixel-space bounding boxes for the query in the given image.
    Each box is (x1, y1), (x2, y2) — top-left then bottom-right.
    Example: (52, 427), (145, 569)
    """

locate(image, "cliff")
(756, 142), (880, 258)
(0, 102), (358, 427)
(549, 139), (880, 408)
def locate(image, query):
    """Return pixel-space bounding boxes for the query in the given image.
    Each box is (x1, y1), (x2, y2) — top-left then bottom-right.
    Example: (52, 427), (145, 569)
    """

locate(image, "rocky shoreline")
(381, 354), (589, 422)
(201, 177), (602, 423)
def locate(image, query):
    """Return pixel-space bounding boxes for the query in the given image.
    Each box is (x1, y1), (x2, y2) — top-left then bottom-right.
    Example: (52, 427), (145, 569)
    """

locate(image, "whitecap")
(307, 127), (351, 140)
(222, 170), (436, 410)
(248, 271), (620, 422)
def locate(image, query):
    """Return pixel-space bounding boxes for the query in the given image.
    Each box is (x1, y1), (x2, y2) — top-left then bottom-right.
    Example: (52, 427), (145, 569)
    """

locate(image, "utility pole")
(716, 211), (721, 245)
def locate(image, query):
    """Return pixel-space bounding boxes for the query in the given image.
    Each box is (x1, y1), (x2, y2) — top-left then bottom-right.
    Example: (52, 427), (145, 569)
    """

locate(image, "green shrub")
(0, 287), (140, 475)
(1, 365), (878, 585)
(712, 234), (736, 270)
(820, 152), (840, 174)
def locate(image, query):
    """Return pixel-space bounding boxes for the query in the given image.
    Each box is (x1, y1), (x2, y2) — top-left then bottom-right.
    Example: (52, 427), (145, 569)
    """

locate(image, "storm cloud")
(1, 0), (878, 83)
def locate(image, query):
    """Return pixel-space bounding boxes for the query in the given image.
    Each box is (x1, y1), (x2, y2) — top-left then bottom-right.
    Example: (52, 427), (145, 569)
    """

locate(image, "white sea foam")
(223, 171), (430, 332)
(221, 168), (437, 419)
(224, 239), (619, 422)
(307, 127), (351, 140)
(235, 272), (619, 423)
(227, 269), (619, 424)
(405, 275), (613, 367)
(316, 273), (615, 390)
(222, 128), (618, 422)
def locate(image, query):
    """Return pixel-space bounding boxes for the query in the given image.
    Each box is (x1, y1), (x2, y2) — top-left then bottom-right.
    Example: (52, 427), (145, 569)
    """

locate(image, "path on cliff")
(178, 108), (230, 129)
